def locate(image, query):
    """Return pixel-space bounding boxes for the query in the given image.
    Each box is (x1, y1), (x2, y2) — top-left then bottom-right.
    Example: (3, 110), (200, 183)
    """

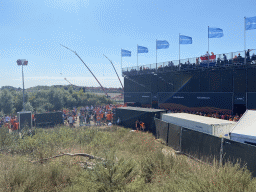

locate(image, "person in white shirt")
(68, 115), (73, 128)
(5, 115), (10, 123)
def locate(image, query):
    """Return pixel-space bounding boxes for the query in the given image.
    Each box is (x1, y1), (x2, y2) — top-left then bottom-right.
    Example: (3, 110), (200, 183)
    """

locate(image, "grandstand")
(123, 49), (256, 115)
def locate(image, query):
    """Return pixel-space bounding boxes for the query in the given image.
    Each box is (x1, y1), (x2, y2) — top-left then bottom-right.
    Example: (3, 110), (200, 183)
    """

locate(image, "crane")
(60, 44), (109, 97)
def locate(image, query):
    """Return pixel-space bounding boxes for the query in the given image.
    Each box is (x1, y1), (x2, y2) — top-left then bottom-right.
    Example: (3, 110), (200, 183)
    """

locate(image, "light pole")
(17, 59), (28, 111)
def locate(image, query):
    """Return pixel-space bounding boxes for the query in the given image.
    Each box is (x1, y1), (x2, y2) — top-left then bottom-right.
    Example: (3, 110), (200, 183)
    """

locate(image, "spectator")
(68, 115), (74, 128)
(86, 113), (90, 125)
(168, 61), (174, 67)
(246, 49), (252, 60)
(252, 53), (256, 60)
(79, 113), (83, 126)
(10, 116), (15, 130)
(106, 112), (112, 123)
(117, 117), (121, 125)
(196, 57), (199, 65)
(97, 114), (102, 126)
(223, 54), (227, 60)
(140, 121), (145, 132)
(237, 53), (243, 62)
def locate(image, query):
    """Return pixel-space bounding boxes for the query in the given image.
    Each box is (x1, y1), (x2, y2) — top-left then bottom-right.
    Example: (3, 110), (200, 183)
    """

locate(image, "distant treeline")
(0, 86), (113, 115)
(0, 85), (123, 93)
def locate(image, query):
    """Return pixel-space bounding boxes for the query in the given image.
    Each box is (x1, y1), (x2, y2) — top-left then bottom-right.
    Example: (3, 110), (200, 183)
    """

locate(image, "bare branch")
(30, 152), (105, 163)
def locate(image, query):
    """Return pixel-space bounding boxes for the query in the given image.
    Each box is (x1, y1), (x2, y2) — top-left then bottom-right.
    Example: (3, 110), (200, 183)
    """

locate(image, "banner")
(138, 46), (148, 53)
(245, 16), (256, 30)
(179, 35), (192, 44)
(121, 49), (131, 57)
(156, 40), (169, 49)
(209, 27), (224, 38)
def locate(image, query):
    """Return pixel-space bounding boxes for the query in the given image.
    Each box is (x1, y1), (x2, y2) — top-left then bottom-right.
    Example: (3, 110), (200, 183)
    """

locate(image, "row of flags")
(121, 16), (256, 57)
(122, 28), (223, 57)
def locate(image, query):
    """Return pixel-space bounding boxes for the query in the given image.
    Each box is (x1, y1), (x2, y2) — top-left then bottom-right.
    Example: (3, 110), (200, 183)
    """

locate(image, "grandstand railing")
(122, 49), (256, 76)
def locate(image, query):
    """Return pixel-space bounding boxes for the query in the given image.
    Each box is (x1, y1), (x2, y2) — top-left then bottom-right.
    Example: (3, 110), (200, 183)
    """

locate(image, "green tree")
(13, 92), (28, 112)
(52, 91), (64, 110)
(0, 89), (14, 114)
(24, 102), (34, 112)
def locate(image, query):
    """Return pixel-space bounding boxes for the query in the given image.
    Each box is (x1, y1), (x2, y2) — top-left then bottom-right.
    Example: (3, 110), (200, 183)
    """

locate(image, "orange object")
(106, 114), (112, 121)
(10, 118), (15, 127)
(13, 122), (19, 130)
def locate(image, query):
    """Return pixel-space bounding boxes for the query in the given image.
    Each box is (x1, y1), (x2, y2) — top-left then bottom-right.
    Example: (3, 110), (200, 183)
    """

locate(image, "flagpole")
(137, 44), (138, 69)
(156, 39), (157, 70)
(208, 26), (210, 68)
(208, 26), (209, 54)
(121, 49), (122, 73)
(179, 33), (180, 67)
(244, 17), (246, 65)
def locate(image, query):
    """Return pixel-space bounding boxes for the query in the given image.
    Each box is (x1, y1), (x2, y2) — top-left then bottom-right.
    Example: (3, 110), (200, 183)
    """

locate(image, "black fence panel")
(18, 112), (32, 130)
(155, 118), (169, 144)
(35, 112), (63, 127)
(234, 69), (246, 93)
(116, 107), (166, 135)
(168, 123), (181, 151)
(124, 92), (152, 104)
(181, 128), (221, 163)
(221, 69), (233, 92)
(247, 68), (256, 92)
(247, 93), (256, 110)
(222, 139), (256, 177)
(209, 70), (221, 92)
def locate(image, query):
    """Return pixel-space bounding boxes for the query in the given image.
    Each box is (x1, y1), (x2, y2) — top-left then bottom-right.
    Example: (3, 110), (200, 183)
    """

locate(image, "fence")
(155, 118), (256, 177)
(122, 49), (256, 74)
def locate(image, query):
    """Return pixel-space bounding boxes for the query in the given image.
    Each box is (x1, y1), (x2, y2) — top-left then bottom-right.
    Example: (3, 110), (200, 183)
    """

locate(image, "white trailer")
(230, 110), (256, 145)
(162, 113), (236, 138)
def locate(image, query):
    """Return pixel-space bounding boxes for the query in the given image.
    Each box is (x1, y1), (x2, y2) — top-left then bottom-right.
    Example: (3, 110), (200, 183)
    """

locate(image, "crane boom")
(60, 44), (109, 97)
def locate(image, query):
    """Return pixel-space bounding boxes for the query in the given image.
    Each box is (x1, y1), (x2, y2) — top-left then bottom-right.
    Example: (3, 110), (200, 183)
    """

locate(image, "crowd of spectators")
(123, 49), (256, 76)
(165, 109), (242, 122)
(62, 104), (127, 127)
(0, 115), (19, 131)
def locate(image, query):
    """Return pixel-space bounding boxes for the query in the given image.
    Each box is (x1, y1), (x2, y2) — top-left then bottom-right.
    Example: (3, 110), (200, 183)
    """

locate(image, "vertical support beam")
(220, 137), (224, 166)
(179, 127), (183, 152)
(22, 64), (25, 111)
(156, 39), (157, 70)
(244, 17), (246, 65)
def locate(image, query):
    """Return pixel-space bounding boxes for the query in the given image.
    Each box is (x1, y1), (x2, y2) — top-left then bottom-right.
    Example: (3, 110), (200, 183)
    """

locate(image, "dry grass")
(0, 125), (255, 191)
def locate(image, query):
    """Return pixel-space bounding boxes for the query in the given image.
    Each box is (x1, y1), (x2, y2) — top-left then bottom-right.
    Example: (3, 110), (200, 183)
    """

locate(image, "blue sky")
(1, 0), (256, 89)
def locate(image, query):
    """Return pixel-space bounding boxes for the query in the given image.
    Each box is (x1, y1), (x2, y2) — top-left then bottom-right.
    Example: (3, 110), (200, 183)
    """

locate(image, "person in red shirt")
(106, 113), (112, 123)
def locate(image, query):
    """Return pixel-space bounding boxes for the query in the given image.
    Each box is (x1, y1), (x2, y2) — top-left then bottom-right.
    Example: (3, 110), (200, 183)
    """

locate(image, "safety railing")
(122, 49), (256, 74)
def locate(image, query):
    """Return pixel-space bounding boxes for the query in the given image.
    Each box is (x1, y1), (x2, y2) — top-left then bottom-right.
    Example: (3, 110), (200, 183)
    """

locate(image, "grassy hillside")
(0, 125), (255, 191)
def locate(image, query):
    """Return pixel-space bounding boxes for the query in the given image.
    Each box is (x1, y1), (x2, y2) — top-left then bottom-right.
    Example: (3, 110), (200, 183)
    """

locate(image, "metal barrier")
(168, 123), (181, 151)
(155, 118), (256, 177)
(122, 49), (256, 74)
(181, 128), (222, 163)
(222, 138), (256, 177)
(155, 118), (169, 144)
